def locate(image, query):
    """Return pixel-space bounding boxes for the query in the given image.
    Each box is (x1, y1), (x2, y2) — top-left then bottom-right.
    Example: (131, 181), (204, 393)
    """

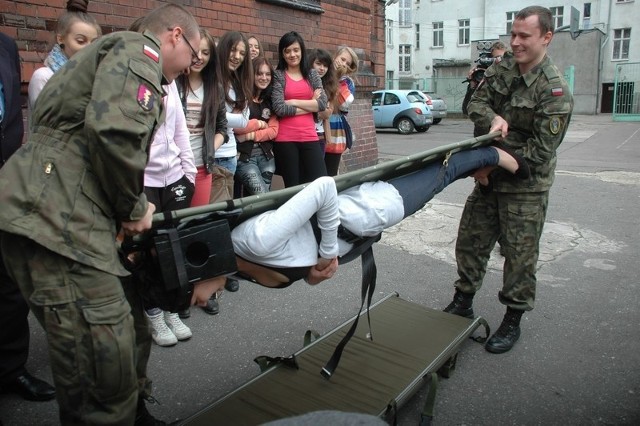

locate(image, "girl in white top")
(214, 31), (254, 177)
(177, 29), (228, 207)
(28, 0), (100, 124)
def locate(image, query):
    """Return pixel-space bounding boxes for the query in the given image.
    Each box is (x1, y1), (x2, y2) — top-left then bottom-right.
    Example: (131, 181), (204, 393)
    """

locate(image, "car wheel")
(416, 125), (429, 133)
(433, 118), (442, 125)
(396, 118), (414, 134)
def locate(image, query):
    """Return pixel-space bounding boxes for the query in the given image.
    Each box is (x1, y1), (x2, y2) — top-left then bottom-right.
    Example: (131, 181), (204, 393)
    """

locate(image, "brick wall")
(0, 0), (386, 170)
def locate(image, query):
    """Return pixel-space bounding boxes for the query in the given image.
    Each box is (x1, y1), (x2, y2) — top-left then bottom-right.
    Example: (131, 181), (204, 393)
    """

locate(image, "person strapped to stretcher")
(186, 143), (530, 305)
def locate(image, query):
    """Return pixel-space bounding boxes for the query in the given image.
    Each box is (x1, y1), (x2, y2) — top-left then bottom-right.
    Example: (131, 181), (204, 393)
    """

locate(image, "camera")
(465, 40), (499, 84)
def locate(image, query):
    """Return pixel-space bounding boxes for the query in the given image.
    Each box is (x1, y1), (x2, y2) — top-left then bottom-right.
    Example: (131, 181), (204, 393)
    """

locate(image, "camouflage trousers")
(454, 187), (550, 311)
(1, 233), (139, 425)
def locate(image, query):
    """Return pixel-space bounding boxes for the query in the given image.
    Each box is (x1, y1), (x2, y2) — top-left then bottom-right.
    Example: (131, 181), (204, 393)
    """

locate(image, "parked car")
(371, 90), (433, 134)
(420, 92), (447, 124)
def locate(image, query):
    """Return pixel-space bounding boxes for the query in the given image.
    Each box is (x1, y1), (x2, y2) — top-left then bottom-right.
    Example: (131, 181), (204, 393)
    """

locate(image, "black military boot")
(485, 307), (524, 354)
(443, 289), (475, 318)
(135, 396), (167, 426)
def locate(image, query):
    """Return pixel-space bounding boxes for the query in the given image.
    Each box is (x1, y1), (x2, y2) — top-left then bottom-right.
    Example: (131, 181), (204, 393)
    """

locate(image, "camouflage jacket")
(468, 54), (574, 192)
(0, 31), (166, 275)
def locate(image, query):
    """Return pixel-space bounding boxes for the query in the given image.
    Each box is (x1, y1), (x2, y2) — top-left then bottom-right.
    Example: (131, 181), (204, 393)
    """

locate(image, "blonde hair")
(335, 46), (359, 76)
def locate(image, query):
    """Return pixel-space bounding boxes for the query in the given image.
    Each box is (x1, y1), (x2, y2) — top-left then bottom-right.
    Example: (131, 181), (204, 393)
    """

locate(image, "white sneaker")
(164, 312), (192, 341)
(146, 311), (177, 346)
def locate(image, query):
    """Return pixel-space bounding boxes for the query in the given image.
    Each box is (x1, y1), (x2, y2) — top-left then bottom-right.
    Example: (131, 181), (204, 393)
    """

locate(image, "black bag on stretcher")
(121, 213), (238, 312)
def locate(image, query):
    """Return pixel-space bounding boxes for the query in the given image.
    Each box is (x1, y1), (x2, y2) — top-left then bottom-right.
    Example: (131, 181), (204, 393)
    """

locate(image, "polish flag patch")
(551, 87), (563, 96)
(143, 45), (159, 62)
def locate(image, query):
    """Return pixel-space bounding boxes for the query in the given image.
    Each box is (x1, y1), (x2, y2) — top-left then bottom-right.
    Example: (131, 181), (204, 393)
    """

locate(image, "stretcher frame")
(179, 293), (489, 425)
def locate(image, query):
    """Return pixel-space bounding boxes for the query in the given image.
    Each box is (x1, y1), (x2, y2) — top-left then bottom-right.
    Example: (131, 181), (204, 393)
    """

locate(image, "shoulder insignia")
(137, 84), (155, 111)
(143, 45), (159, 63)
(551, 87), (564, 96)
(549, 116), (562, 135)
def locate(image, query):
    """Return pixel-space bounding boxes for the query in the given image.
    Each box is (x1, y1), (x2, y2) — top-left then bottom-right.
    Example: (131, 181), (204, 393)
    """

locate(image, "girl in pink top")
(271, 31), (328, 187)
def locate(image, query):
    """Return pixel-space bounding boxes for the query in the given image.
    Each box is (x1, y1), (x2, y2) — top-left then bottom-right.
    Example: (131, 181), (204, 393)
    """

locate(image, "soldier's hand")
(121, 202), (156, 236)
(490, 115), (509, 140)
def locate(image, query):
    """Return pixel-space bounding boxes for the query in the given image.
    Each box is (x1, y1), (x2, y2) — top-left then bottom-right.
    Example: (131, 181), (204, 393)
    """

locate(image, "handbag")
(327, 113), (354, 154)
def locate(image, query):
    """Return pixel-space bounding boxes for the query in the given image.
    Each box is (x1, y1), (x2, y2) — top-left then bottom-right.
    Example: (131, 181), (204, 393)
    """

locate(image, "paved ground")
(1, 115), (639, 425)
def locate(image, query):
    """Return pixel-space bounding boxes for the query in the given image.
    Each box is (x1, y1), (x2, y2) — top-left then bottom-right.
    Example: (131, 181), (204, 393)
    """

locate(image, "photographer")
(461, 41), (508, 132)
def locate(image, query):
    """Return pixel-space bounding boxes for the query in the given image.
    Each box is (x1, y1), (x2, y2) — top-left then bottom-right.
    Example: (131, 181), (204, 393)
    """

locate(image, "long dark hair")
(177, 29), (222, 129)
(252, 56), (274, 102)
(276, 31), (311, 79)
(217, 31), (253, 111)
(308, 48), (338, 106)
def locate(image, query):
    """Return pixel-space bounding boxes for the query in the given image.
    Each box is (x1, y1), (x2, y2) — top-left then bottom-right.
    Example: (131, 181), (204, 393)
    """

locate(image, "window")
(550, 6), (564, 28)
(399, 0), (411, 26)
(399, 44), (411, 73)
(372, 92), (382, 106)
(458, 19), (470, 45)
(256, 0), (323, 14)
(432, 22), (443, 47)
(506, 11), (518, 34)
(415, 24), (420, 49)
(386, 71), (394, 89)
(387, 19), (393, 46)
(384, 93), (401, 105)
(583, 3), (591, 18)
(612, 28), (631, 60)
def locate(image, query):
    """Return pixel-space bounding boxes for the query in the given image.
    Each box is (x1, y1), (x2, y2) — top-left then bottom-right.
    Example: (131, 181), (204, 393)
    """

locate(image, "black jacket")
(0, 33), (24, 167)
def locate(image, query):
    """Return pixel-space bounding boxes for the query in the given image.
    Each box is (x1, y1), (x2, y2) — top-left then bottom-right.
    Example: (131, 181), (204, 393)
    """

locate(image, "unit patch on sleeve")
(549, 116), (562, 135)
(137, 84), (155, 111)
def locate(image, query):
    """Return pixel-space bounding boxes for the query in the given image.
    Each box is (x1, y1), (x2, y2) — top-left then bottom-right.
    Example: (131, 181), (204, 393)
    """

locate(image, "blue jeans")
(236, 154), (276, 195)
(215, 156), (237, 175)
(389, 147), (499, 217)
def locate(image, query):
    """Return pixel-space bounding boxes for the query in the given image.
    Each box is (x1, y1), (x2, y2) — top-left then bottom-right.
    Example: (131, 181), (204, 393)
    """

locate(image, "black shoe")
(1, 371), (55, 401)
(202, 295), (220, 315)
(135, 397), (166, 426)
(178, 309), (191, 319)
(225, 277), (239, 292)
(485, 308), (524, 354)
(443, 289), (474, 318)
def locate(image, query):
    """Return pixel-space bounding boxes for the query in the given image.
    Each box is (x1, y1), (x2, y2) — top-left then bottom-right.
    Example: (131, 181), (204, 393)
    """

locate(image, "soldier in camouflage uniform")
(444, 6), (574, 354)
(0, 4), (200, 424)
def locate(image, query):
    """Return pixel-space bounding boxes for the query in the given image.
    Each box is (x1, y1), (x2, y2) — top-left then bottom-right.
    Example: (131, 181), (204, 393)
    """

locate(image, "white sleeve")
(243, 176), (340, 259)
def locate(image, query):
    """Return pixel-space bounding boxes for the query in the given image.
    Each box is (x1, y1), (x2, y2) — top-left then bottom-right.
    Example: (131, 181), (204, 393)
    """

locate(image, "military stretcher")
(178, 293), (488, 425)
(128, 133), (498, 424)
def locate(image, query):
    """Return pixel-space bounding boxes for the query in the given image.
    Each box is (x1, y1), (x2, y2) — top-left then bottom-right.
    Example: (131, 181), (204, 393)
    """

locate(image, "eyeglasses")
(182, 36), (200, 65)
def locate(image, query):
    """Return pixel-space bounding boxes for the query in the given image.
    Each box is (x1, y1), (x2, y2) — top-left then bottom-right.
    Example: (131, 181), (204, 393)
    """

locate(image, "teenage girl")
(247, 35), (263, 60)
(29, 0), (101, 121)
(271, 31), (328, 187)
(177, 29), (228, 207)
(308, 49), (338, 155)
(326, 46), (359, 176)
(235, 56), (279, 195)
(214, 31), (253, 195)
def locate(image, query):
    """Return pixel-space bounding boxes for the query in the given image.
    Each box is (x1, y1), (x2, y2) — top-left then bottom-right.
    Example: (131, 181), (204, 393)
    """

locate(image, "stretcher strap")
(419, 372), (439, 426)
(321, 245), (376, 379)
(167, 227), (189, 290)
(254, 354), (299, 373)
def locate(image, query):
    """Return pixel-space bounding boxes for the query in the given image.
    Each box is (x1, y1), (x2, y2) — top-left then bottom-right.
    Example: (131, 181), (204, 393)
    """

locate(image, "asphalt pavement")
(1, 115), (639, 425)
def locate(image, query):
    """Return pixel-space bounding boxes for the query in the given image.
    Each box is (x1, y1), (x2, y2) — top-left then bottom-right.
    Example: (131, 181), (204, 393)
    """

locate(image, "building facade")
(385, 0), (639, 115)
(1, 0), (388, 170)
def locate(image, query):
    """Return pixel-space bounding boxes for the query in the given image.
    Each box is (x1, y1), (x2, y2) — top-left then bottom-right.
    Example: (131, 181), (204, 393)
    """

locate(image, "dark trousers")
(324, 152), (342, 177)
(273, 141), (327, 187)
(0, 248), (29, 384)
